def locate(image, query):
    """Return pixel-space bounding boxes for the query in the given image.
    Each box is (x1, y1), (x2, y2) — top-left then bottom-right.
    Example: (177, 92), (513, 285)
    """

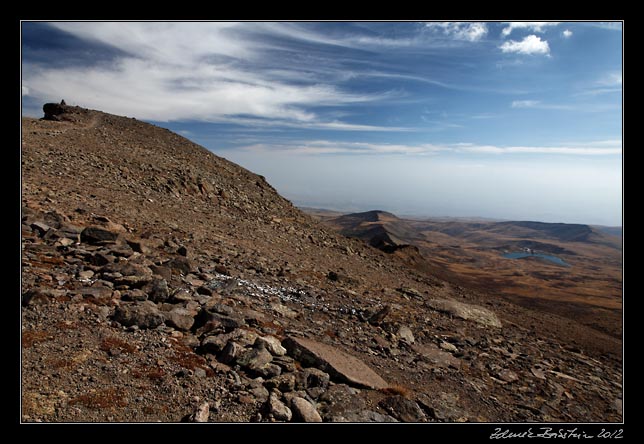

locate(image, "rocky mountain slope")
(21, 104), (622, 422)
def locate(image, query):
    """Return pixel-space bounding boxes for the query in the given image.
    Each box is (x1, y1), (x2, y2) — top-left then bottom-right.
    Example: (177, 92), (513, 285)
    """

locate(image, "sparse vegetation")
(22, 330), (49, 348)
(132, 365), (165, 381)
(169, 350), (214, 377)
(380, 384), (412, 399)
(100, 336), (137, 354)
(69, 388), (128, 409)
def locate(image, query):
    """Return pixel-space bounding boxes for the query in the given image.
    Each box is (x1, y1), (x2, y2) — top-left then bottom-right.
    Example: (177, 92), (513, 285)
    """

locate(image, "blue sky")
(21, 22), (623, 225)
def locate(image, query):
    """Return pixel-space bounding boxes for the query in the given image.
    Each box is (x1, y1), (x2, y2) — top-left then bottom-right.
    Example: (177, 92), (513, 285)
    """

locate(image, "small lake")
(503, 252), (570, 267)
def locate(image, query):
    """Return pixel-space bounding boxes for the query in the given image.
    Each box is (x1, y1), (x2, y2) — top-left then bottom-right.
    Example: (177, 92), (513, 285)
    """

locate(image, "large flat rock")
(425, 298), (502, 328)
(283, 336), (388, 390)
(411, 343), (461, 369)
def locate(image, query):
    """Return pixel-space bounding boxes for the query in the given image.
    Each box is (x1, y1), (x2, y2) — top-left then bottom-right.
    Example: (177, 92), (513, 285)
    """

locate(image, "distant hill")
(311, 207), (622, 342)
(593, 225), (623, 239)
(321, 210), (621, 254)
(327, 210), (421, 252)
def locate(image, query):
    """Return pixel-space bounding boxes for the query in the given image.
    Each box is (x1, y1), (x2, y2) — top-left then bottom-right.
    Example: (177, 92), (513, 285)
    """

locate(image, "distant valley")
(305, 208), (623, 339)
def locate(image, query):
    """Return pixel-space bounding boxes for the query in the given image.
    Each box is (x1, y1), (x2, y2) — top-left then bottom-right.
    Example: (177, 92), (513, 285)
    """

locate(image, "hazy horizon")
(22, 22), (622, 226)
(212, 148), (620, 226)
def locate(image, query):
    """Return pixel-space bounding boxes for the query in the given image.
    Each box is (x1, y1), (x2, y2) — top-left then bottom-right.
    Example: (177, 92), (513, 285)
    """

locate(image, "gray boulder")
(113, 301), (165, 329)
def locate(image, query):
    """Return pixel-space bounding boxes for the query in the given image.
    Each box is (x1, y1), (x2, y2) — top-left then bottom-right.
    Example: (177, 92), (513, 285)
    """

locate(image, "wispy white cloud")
(214, 116), (410, 132)
(511, 100), (576, 111)
(578, 88), (622, 96)
(500, 35), (550, 55)
(577, 71), (622, 96)
(238, 139), (621, 156)
(470, 113), (497, 120)
(562, 29), (573, 38)
(21, 85), (29, 96)
(425, 22), (488, 42)
(584, 22), (622, 31)
(22, 22), (405, 129)
(598, 72), (622, 87)
(446, 140), (621, 156)
(511, 100), (540, 108)
(353, 35), (418, 47)
(51, 22), (253, 65)
(239, 140), (442, 155)
(457, 144), (620, 155)
(501, 22), (559, 37)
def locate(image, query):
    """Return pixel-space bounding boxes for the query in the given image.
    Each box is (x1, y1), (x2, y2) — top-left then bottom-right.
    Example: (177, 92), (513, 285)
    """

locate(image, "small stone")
(531, 367), (546, 380)
(171, 289), (193, 304)
(265, 373), (296, 392)
(76, 286), (113, 301)
(368, 305), (390, 326)
(290, 397), (322, 422)
(272, 355), (297, 372)
(126, 239), (151, 254)
(237, 393), (255, 404)
(425, 299), (502, 328)
(332, 410), (398, 422)
(78, 270), (95, 280)
(270, 303), (299, 319)
(115, 276), (151, 288)
(150, 265), (172, 281)
(439, 341), (458, 353)
(144, 278), (170, 303)
(249, 385), (269, 402)
(318, 384), (365, 419)
(167, 257), (193, 275)
(81, 226), (119, 244)
(197, 311), (244, 331)
(287, 389), (312, 405)
(397, 287), (422, 299)
(378, 396), (425, 422)
(255, 336), (287, 357)
(22, 288), (65, 306)
(254, 363), (282, 379)
(302, 368), (330, 390)
(30, 222), (51, 236)
(397, 325), (415, 344)
(613, 398), (623, 416)
(57, 238), (74, 247)
(165, 307), (195, 331)
(113, 301), (165, 329)
(189, 402), (210, 423)
(219, 341), (243, 365)
(121, 289), (148, 301)
(177, 246), (188, 257)
(497, 369), (519, 383)
(108, 243), (134, 257)
(267, 393), (292, 422)
(196, 286), (213, 296)
(214, 265), (229, 276)
(210, 304), (235, 316)
(237, 345), (273, 370)
(411, 343), (461, 369)
(201, 332), (233, 353)
(89, 253), (113, 266)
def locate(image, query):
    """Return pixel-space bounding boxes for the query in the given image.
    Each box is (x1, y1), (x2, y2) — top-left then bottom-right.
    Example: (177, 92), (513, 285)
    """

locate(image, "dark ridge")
(493, 221), (594, 242)
(338, 210), (399, 223)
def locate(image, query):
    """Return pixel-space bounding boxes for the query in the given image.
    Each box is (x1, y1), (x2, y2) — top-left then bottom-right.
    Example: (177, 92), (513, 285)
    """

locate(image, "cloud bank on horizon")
(21, 21), (623, 225)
